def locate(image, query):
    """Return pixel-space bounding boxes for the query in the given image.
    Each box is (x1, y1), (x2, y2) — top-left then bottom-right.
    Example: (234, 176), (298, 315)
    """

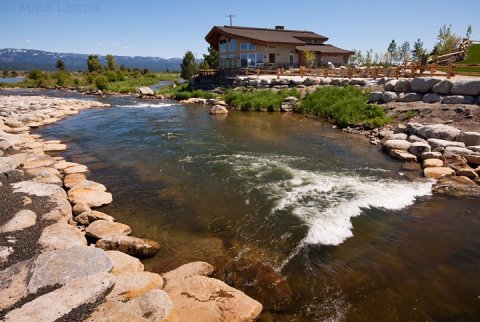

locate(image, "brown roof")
(205, 25), (329, 48)
(296, 45), (354, 55)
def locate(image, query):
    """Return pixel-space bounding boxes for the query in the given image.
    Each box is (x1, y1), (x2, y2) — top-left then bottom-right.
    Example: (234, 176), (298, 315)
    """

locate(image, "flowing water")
(9, 90), (478, 321)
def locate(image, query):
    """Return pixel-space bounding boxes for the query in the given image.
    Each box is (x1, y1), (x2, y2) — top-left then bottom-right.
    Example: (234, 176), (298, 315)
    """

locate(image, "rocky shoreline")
(0, 95), (263, 321)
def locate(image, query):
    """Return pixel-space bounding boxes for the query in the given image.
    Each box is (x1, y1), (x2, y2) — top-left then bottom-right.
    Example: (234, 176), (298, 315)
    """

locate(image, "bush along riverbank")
(0, 95), (263, 321)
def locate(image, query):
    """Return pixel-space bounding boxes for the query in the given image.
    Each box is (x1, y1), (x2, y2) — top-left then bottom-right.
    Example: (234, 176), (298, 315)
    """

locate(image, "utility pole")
(226, 14), (235, 26)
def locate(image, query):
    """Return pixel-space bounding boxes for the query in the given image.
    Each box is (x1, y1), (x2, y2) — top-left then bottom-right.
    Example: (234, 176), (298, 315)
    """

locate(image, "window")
(229, 39), (237, 52)
(269, 53), (275, 64)
(289, 54), (294, 65)
(240, 53), (263, 67)
(240, 43), (256, 51)
(219, 54), (236, 69)
(219, 40), (227, 53)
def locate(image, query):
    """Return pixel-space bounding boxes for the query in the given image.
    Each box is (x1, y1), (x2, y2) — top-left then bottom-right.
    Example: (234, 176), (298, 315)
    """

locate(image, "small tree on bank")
(412, 38), (426, 61)
(387, 39), (398, 65)
(106, 54), (118, 71)
(303, 51), (316, 68)
(201, 46), (219, 69)
(87, 55), (102, 73)
(55, 59), (66, 71)
(180, 51), (198, 82)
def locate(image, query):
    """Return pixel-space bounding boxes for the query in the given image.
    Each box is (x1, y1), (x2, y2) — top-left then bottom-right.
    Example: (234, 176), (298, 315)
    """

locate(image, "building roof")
(295, 44), (354, 55)
(205, 25), (329, 48)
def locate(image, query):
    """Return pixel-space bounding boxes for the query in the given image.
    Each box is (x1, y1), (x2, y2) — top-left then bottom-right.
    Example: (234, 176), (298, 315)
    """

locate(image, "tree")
(11, 70), (18, 77)
(383, 52), (391, 66)
(55, 59), (66, 71)
(387, 39), (398, 64)
(202, 45), (219, 69)
(434, 24), (461, 56)
(466, 25), (472, 39)
(106, 54), (118, 71)
(94, 75), (108, 90)
(303, 51), (316, 68)
(412, 38), (426, 60)
(180, 51), (198, 81)
(398, 41), (411, 64)
(349, 49), (364, 66)
(87, 55), (102, 73)
(365, 49), (373, 66)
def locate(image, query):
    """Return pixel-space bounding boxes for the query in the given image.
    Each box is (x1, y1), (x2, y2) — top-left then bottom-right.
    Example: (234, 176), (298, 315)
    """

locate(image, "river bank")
(0, 95), (263, 321)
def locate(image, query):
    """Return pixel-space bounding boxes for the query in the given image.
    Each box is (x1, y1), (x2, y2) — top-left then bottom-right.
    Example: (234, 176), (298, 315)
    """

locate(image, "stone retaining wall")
(370, 78), (480, 105)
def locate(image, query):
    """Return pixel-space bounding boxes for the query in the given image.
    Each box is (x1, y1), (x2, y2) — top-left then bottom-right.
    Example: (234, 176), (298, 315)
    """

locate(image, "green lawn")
(458, 44), (480, 64)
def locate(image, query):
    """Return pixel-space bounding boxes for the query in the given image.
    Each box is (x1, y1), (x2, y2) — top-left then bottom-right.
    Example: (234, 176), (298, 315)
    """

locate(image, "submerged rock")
(224, 258), (292, 312)
(85, 220), (132, 240)
(96, 235), (160, 259)
(432, 176), (480, 197)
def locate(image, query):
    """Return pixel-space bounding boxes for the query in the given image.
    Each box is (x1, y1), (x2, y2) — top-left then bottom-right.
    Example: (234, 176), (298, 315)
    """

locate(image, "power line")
(226, 14), (235, 26)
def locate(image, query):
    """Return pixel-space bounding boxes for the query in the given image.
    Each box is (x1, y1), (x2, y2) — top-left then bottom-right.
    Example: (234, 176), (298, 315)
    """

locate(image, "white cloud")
(25, 39), (31, 43)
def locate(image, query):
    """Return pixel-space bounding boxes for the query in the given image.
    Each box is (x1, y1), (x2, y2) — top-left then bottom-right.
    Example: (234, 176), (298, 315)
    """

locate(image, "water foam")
(217, 153), (432, 246)
(122, 102), (179, 108)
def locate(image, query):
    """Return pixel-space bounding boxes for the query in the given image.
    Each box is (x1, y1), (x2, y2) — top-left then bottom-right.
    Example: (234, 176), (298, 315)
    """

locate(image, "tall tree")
(106, 54), (118, 71)
(412, 38), (426, 60)
(466, 24), (472, 39)
(55, 59), (66, 71)
(387, 39), (398, 64)
(87, 55), (102, 73)
(398, 41), (411, 63)
(180, 51), (198, 81)
(202, 46), (219, 69)
(434, 24), (461, 56)
(365, 49), (373, 66)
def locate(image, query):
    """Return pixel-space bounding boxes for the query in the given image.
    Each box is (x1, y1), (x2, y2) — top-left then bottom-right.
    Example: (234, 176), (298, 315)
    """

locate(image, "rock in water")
(85, 220), (132, 240)
(224, 258), (292, 312)
(96, 235), (160, 259)
(210, 105), (228, 114)
(423, 167), (455, 179)
(67, 187), (113, 207)
(137, 86), (154, 96)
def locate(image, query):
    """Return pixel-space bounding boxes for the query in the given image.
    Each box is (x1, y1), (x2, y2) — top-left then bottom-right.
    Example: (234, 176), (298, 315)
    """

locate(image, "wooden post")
(245, 67), (248, 76)
(300, 66), (305, 78)
(395, 66), (400, 79)
(276, 68), (280, 79)
(447, 59), (453, 79)
(324, 68), (328, 77)
(256, 69), (260, 77)
(348, 68), (353, 79)
(373, 67), (378, 80)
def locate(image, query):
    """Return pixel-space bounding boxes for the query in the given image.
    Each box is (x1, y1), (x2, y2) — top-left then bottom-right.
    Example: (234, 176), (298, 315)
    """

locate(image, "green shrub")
(94, 75), (109, 90)
(297, 86), (391, 128)
(224, 88), (300, 112)
(157, 83), (216, 100)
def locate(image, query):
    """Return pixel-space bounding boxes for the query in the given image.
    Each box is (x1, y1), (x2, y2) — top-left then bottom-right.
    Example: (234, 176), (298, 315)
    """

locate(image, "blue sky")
(1, 0), (478, 58)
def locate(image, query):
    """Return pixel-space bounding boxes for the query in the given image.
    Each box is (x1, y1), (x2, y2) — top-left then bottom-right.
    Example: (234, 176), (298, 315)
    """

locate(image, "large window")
(240, 53), (263, 67)
(240, 43), (256, 51)
(219, 40), (227, 53)
(219, 54), (236, 69)
(229, 39), (237, 52)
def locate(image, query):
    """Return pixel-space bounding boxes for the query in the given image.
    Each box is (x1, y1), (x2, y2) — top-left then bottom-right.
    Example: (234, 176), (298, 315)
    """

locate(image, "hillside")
(458, 44), (480, 64)
(0, 48), (183, 72)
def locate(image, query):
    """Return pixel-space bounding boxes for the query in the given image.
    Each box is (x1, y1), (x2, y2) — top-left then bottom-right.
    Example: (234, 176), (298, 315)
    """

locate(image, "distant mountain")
(0, 48), (183, 72)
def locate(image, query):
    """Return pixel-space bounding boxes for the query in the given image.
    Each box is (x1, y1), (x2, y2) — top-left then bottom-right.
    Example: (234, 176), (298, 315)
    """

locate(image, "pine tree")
(412, 39), (426, 61)
(387, 39), (398, 65)
(202, 46), (219, 69)
(180, 51), (198, 81)
(55, 59), (66, 71)
(398, 41), (411, 64)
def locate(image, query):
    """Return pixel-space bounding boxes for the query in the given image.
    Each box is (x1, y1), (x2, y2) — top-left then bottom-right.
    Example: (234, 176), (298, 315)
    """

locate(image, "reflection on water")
(34, 93), (480, 321)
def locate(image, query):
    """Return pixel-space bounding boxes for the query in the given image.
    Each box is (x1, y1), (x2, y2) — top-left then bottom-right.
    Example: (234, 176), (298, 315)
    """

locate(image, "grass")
(457, 44), (480, 64)
(297, 86), (391, 128)
(156, 83), (216, 100)
(224, 88), (301, 112)
(0, 70), (180, 93)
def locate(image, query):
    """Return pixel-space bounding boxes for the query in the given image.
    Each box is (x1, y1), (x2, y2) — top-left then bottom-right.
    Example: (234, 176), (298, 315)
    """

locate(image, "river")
(5, 90), (478, 321)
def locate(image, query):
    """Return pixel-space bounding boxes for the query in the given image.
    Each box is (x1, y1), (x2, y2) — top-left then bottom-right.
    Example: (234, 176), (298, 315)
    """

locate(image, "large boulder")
(384, 79), (397, 91)
(389, 149), (417, 162)
(38, 222), (87, 251)
(450, 80), (480, 96)
(432, 176), (480, 197)
(96, 235), (160, 259)
(381, 91), (398, 103)
(63, 173), (87, 189)
(137, 86), (154, 96)
(4, 273), (114, 322)
(210, 105), (228, 114)
(165, 274), (263, 322)
(396, 92), (423, 102)
(105, 250), (144, 275)
(427, 138), (465, 150)
(442, 95), (475, 104)
(369, 91), (383, 103)
(423, 167), (455, 179)
(418, 124), (461, 141)
(85, 220), (132, 240)
(28, 246), (113, 293)
(423, 158), (443, 168)
(411, 78), (441, 93)
(422, 93), (442, 103)
(432, 80), (453, 94)
(443, 146), (476, 157)
(408, 142), (431, 157)
(457, 131), (480, 146)
(380, 133), (407, 144)
(393, 79), (411, 92)
(68, 187), (113, 208)
(224, 258), (292, 312)
(382, 139), (412, 151)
